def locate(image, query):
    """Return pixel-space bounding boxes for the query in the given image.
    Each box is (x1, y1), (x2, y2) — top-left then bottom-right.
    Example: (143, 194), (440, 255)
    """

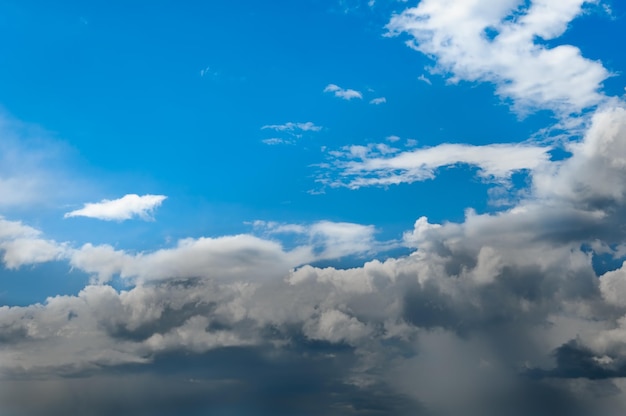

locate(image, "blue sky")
(2, 1), (626, 415)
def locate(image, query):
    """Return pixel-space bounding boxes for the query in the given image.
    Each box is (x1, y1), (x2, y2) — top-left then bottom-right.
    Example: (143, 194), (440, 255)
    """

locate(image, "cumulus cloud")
(0, 217), (67, 269)
(4, 2), (626, 415)
(324, 84), (363, 100)
(64, 194), (167, 221)
(386, 0), (610, 115)
(320, 141), (551, 189)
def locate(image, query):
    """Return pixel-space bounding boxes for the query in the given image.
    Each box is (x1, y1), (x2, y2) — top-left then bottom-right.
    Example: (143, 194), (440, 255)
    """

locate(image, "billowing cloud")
(3, 1), (626, 415)
(320, 141), (551, 189)
(386, 0), (610, 115)
(4, 104), (626, 413)
(323, 84), (363, 100)
(64, 194), (167, 221)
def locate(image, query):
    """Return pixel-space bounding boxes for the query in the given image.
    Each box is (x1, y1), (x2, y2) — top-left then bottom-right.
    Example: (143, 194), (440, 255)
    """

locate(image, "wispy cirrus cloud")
(64, 194), (167, 221)
(261, 121), (323, 145)
(319, 142), (551, 189)
(323, 84), (363, 100)
(261, 121), (322, 132)
(369, 97), (387, 105)
(251, 219), (387, 259)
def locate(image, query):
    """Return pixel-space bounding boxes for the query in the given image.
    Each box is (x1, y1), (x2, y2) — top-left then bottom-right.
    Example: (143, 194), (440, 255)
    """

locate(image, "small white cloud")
(262, 138), (289, 145)
(261, 122), (322, 132)
(261, 122), (322, 145)
(418, 74), (432, 85)
(324, 84), (363, 100)
(369, 97), (387, 105)
(386, 135), (401, 143)
(64, 194), (167, 221)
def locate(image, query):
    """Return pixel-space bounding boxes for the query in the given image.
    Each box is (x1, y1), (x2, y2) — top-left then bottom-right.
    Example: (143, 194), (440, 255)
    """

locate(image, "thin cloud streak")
(64, 194), (167, 222)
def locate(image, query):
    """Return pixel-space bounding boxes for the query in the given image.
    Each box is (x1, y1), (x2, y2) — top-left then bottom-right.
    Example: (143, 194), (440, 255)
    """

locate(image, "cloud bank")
(2, 1), (626, 416)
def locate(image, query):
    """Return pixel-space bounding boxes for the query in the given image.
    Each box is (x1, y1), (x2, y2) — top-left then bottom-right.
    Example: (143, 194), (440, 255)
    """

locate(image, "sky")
(1, 0), (626, 414)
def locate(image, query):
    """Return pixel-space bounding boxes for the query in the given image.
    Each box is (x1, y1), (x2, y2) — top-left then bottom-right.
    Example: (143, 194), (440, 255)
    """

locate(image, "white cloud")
(386, 0), (610, 115)
(369, 97), (387, 105)
(252, 219), (383, 260)
(261, 122), (322, 145)
(0, 217), (67, 269)
(64, 194), (167, 221)
(262, 138), (289, 145)
(322, 142), (551, 189)
(324, 84), (363, 100)
(261, 121), (322, 132)
(417, 74), (432, 85)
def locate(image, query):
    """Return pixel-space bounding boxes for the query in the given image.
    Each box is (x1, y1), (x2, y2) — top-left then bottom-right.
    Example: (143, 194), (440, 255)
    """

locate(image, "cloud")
(417, 74), (432, 85)
(320, 141), (551, 189)
(261, 122), (323, 145)
(252, 219), (384, 259)
(323, 84), (363, 100)
(64, 194), (167, 221)
(0, 217), (67, 269)
(0, 112), (84, 209)
(261, 122), (322, 132)
(369, 97), (387, 105)
(261, 138), (289, 145)
(386, 0), (610, 115)
(3, 2), (626, 415)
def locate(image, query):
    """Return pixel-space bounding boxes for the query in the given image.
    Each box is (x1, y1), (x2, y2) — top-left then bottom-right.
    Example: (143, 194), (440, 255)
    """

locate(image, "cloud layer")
(2, 1), (626, 415)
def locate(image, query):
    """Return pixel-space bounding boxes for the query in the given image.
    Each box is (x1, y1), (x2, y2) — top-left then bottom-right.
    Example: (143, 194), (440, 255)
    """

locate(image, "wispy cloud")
(261, 138), (289, 145)
(369, 97), (387, 105)
(0, 112), (85, 209)
(261, 121), (322, 145)
(417, 74), (432, 85)
(261, 122), (322, 132)
(323, 84), (363, 100)
(320, 142), (551, 189)
(64, 194), (167, 221)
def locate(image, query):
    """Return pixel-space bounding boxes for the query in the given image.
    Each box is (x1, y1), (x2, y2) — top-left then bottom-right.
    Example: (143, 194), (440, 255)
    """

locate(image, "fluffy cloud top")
(3, 1), (626, 415)
(64, 194), (167, 221)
